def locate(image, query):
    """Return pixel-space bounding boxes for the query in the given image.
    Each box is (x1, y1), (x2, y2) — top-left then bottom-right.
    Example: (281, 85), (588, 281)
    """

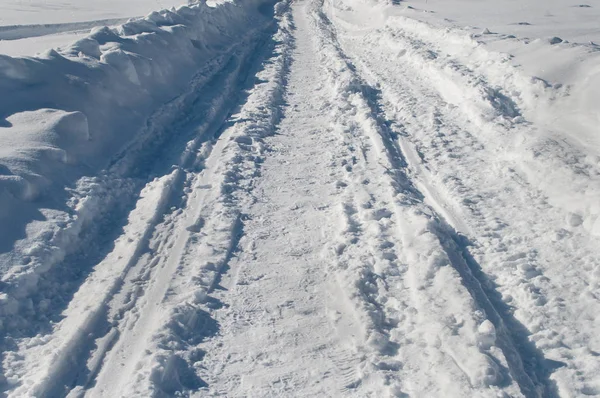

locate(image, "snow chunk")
(477, 320), (496, 350)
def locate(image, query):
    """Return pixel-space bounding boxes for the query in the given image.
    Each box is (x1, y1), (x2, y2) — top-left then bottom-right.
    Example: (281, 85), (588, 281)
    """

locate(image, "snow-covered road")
(1, 0), (599, 396)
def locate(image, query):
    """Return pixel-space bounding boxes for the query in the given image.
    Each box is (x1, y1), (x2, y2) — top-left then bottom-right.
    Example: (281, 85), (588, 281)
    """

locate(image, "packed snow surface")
(1, 0), (599, 396)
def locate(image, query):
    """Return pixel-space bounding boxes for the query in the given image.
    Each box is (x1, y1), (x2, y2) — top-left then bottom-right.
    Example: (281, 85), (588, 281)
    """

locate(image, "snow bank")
(380, 14), (600, 238)
(332, 0), (600, 239)
(0, 0), (272, 323)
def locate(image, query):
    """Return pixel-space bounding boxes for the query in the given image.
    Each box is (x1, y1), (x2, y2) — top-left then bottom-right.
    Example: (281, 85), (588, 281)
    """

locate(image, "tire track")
(195, 4), (382, 395)
(97, 3), (296, 395)
(3, 13), (285, 397)
(327, 5), (593, 395)
(311, 0), (561, 396)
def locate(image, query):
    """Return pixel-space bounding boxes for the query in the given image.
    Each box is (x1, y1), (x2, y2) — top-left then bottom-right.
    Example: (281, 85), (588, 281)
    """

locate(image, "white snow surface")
(0, 0), (194, 56)
(0, 0), (185, 26)
(1, 0), (600, 396)
(0, 31), (91, 57)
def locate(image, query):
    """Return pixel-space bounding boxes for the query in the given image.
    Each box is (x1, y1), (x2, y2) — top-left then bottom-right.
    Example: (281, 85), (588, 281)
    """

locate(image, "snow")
(0, 0), (190, 57)
(326, 0), (600, 395)
(1, 0), (600, 396)
(385, 0), (600, 160)
(0, 0), (271, 307)
(399, 0), (600, 45)
(0, 1), (185, 26)
(0, 33), (91, 57)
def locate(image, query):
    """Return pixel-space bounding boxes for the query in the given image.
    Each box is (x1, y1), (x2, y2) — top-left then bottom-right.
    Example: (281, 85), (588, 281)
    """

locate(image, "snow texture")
(1, 0), (600, 396)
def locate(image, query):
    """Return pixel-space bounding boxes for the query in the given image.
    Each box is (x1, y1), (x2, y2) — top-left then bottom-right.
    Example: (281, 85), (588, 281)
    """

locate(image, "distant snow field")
(0, 0), (185, 26)
(0, 0), (187, 56)
(401, 0), (600, 44)
(0, 31), (89, 56)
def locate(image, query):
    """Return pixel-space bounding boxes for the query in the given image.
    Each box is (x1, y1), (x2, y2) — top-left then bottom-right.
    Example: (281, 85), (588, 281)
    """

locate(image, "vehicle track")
(2, 11), (285, 397)
(313, 1), (562, 396)
(4, 0), (597, 396)
(324, 1), (599, 395)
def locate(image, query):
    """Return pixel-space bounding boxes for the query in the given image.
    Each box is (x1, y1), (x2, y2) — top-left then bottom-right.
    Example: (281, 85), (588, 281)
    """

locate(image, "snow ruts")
(310, 1), (562, 396)
(1, 3), (293, 395)
(2, 0), (598, 396)
(196, 5), (373, 395)
(326, 1), (600, 396)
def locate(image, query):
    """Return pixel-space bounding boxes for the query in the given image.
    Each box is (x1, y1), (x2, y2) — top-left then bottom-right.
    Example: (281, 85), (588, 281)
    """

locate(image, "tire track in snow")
(309, 1), (498, 395)
(86, 3), (296, 396)
(196, 4), (377, 395)
(2, 13), (284, 397)
(343, 60), (559, 397)
(311, 1), (562, 396)
(87, 126), (239, 397)
(327, 7), (595, 395)
(0, 17), (274, 357)
(372, 70), (563, 398)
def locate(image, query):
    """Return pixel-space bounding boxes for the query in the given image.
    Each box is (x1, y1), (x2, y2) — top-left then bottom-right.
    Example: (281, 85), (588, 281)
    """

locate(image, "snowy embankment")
(1, 0), (292, 393)
(0, 0), (272, 363)
(371, 0), (600, 234)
